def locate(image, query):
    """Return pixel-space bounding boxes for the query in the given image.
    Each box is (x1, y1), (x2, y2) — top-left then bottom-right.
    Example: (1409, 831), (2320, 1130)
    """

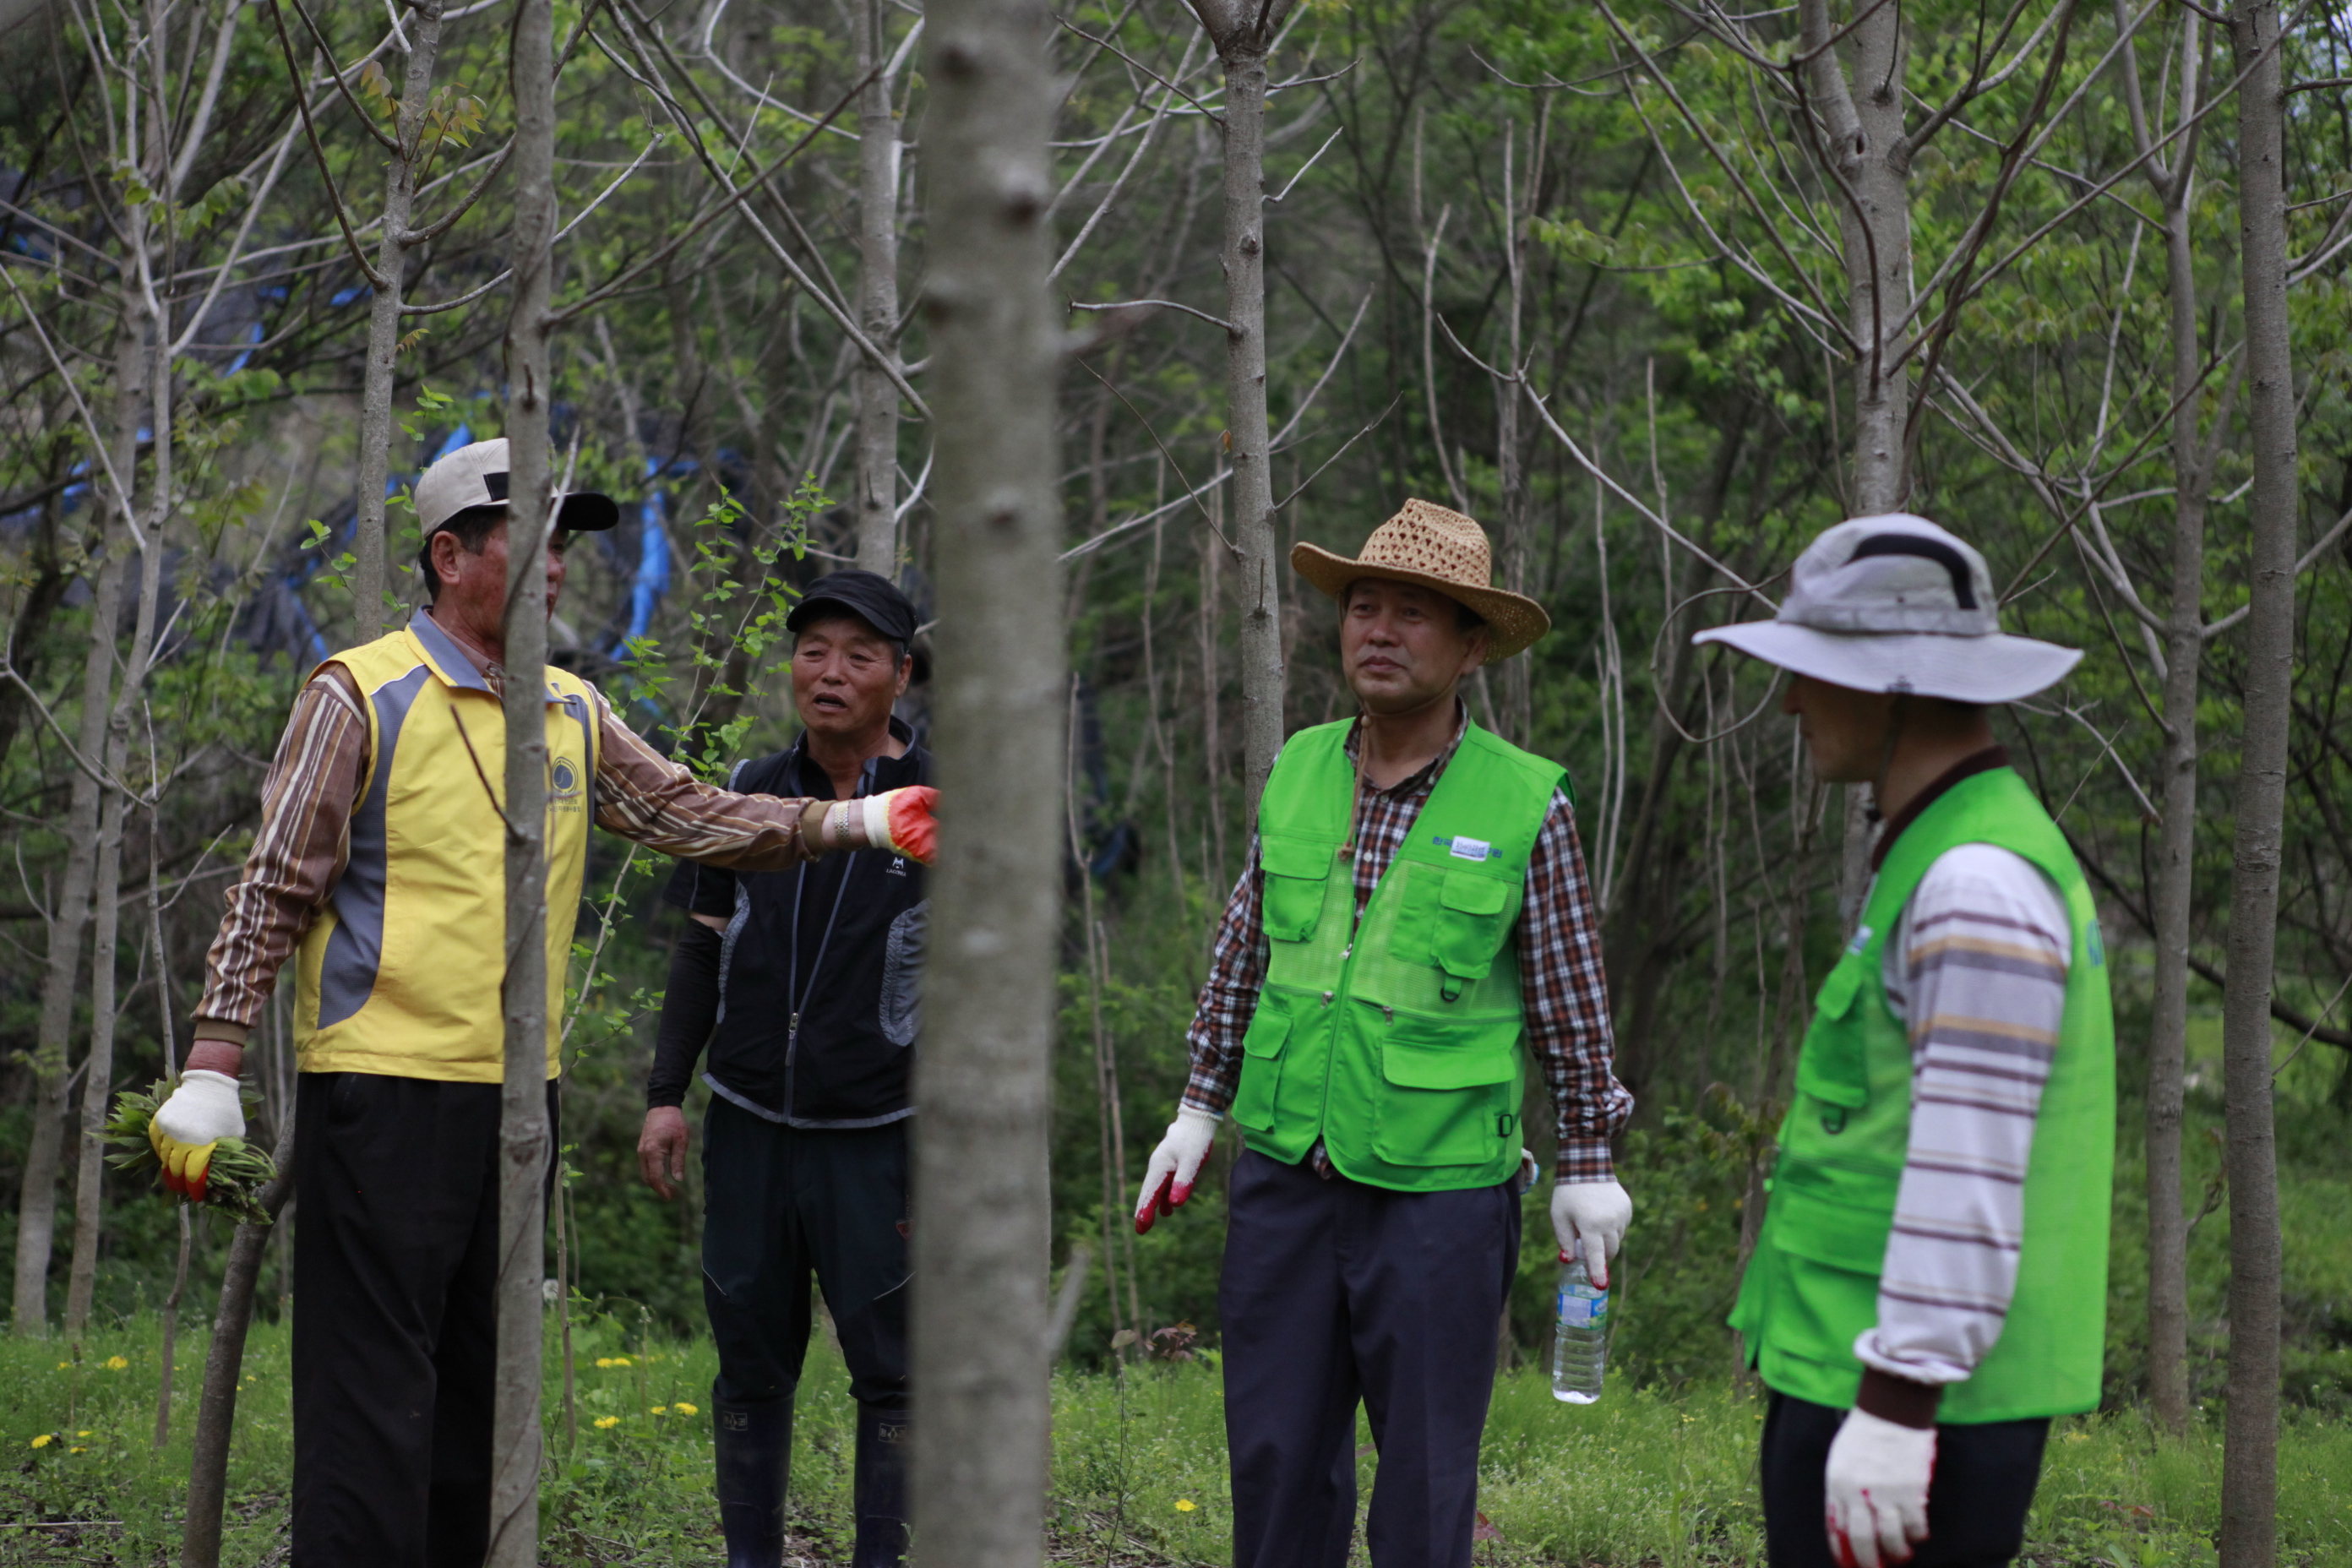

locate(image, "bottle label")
(1557, 1290), (1609, 1330)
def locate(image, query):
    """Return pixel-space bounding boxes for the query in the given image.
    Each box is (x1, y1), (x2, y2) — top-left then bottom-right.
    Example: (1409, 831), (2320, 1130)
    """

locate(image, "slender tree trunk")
(179, 1111), (297, 1568)
(913, 0), (1062, 1555)
(1192, 0), (1293, 826)
(2219, 4), (2292, 1560)
(1494, 122), (1532, 749)
(14, 302), (139, 1337)
(488, 0), (557, 1559)
(351, 0), (448, 643)
(153, 1203), (193, 1450)
(852, 0), (902, 577)
(2140, 21), (2208, 1424)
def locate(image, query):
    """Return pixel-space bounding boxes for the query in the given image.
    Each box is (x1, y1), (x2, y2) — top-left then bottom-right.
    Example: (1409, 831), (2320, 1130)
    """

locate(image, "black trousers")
(700, 1100), (911, 1413)
(1219, 1149), (1521, 1568)
(290, 1070), (557, 1568)
(1761, 1393), (2051, 1568)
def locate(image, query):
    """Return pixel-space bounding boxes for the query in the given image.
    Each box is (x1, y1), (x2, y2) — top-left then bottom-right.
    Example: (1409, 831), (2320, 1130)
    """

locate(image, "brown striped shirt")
(193, 629), (819, 1037)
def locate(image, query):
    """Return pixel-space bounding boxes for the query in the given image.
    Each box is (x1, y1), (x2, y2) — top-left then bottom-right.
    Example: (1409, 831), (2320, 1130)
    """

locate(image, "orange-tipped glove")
(1133, 1107), (1219, 1233)
(862, 786), (939, 865)
(148, 1070), (244, 1202)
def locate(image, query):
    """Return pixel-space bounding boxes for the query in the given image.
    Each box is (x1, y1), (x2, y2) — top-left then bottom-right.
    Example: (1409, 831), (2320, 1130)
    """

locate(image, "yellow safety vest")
(291, 612), (598, 1081)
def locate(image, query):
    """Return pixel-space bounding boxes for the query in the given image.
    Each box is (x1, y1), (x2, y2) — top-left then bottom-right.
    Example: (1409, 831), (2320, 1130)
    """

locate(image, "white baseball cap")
(413, 438), (618, 537)
(1691, 514), (2080, 703)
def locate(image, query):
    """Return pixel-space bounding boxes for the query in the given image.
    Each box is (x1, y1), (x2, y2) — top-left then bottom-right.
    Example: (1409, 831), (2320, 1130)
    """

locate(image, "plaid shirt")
(1182, 709), (1632, 1182)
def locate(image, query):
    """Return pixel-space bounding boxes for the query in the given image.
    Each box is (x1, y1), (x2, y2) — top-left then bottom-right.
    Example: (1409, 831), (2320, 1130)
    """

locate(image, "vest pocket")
(1374, 1010), (1520, 1167)
(1793, 955), (1871, 1116)
(1430, 873), (1513, 1002)
(1261, 837), (1336, 943)
(1230, 1000), (1294, 1133)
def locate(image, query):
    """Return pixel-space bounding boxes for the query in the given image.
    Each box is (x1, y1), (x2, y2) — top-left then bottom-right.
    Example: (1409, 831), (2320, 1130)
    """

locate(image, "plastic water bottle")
(1551, 1248), (1608, 1403)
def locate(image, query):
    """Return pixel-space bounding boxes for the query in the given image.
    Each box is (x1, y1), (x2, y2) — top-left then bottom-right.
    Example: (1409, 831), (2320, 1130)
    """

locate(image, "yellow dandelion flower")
(69, 1446), (88, 1455)
(610, 1355), (633, 1366)
(1174, 1499), (1196, 1513)
(651, 1406), (668, 1416)
(594, 1416), (621, 1430)
(105, 1356), (129, 1370)
(57, 1361), (70, 1369)
(595, 1358), (615, 1369)
(75, 1431), (90, 1438)
(30, 1434), (53, 1449)
(674, 1402), (699, 1416)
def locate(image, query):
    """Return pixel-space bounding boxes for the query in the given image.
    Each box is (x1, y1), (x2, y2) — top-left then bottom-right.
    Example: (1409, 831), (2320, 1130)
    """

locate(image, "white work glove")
(1824, 1407), (1936, 1568)
(860, 786), (938, 863)
(150, 1070), (245, 1199)
(1550, 1178), (1632, 1288)
(1133, 1107), (1219, 1234)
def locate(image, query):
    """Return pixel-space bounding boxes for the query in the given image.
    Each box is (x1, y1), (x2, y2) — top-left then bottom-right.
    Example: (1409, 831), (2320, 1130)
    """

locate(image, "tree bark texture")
(852, 0), (902, 578)
(351, 0), (447, 644)
(489, 0), (557, 1559)
(1799, 0), (1914, 516)
(13, 302), (139, 1337)
(1193, 0), (1293, 827)
(2219, 4), (2292, 1562)
(2135, 8), (2209, 1430)
(913, 0), (1063, 1560)
(178, 1111), (297, 1568)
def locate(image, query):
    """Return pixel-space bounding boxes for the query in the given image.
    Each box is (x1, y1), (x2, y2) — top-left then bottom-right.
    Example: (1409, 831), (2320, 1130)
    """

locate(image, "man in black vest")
(639, 570), (929, 1568)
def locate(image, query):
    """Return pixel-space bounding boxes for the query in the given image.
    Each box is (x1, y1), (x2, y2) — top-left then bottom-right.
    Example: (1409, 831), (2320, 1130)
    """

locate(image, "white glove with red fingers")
(149, 1070), (245, 1200)
(862, 786), (939, 863)
(1825, 1407), (1936, 1568)
(1133, 1108), (1219, 1233)
(1549, 1178), (1632, 1288)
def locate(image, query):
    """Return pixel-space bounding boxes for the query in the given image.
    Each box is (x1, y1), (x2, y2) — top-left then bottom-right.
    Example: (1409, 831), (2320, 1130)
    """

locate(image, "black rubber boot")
(713, 1397), (792, 1568)
(852, 1403), (911, 1568)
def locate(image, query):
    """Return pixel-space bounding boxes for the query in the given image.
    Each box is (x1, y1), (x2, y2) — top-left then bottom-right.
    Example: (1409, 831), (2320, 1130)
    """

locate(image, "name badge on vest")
(1435, 834), (1492, 862)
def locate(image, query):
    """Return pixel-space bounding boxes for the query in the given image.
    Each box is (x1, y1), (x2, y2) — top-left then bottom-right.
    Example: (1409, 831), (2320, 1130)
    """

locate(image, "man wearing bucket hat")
(158, 440), (939, 1568)
(1694, 515), (2114, 1568)
(1133, 499), (1634, 1567)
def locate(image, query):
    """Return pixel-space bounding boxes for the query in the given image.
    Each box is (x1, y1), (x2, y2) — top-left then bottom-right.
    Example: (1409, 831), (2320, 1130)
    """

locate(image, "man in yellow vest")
(1133, 500), (1635, 1568)
(1694, 515), (2113, 1568)
(148, 439), (937, 1568)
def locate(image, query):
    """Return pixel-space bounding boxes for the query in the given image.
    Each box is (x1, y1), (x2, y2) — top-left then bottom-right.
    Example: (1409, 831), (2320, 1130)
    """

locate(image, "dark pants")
(1761, 1393), (2051, 1568)
(700, 1100), (911, 1413)
(290, 1071), (557, 1568)
(1219, 1149), (1521, 1568)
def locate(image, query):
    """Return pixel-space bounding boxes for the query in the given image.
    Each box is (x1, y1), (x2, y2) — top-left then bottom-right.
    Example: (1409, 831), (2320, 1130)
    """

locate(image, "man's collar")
(409, 608), (495, 694)
(1343, 699), (1469, 794)
(1869, 745), (2010, 871)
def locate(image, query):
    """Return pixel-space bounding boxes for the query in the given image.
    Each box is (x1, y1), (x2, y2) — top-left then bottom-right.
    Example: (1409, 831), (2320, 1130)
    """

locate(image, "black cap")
(787, 570), (919, 648)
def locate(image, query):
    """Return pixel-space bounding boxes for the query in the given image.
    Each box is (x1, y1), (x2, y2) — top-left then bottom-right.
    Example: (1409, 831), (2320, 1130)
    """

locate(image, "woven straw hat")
(1291, 498), (1551, 662)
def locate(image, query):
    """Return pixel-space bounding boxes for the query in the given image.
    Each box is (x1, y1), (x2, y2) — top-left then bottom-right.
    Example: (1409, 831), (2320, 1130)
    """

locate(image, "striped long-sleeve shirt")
(193, 632), (820, 1037)
(1854, 839), (2072, 1388)
(1179, 709), (1634, 1183)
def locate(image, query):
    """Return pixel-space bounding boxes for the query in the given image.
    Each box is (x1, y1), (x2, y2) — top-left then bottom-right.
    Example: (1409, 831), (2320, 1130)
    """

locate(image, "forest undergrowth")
(3, 1309), (2349, 1567)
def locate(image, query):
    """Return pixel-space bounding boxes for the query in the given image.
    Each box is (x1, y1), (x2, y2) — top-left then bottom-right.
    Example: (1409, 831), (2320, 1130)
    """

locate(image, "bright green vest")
(1229, 720), (1565, 1193)
(1729, 767), (2115, 1421)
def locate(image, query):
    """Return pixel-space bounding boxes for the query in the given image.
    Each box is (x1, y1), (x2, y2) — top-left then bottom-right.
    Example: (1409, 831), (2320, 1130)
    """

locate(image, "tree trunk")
(13, 302), (139, 1337)
(2138, 9), (2209, 1429)
(852, 0), (902, 578)
(351, 0), (448, 644)
(178, 1111), (297, 1568)
(487, 0), (557, 1559)
(913, 0), (1062, 1556)
(2219, 4), (2292, 1562)
(1194, 0), (1293, 827)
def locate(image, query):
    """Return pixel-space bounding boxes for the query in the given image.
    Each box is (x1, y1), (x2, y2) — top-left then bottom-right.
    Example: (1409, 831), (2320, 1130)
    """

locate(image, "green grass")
(6, 1313), (2350, 1565)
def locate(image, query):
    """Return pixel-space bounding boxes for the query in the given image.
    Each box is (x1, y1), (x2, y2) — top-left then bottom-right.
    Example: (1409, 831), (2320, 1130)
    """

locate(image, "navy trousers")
(1219, 1148), (1521, 1568)
(700, 1100), (911, 1413)
(1761, 1393), (2050, 1567)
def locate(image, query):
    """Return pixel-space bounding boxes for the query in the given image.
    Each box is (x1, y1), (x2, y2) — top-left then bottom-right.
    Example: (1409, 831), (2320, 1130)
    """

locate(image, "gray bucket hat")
(1691, 514), (2080, 703)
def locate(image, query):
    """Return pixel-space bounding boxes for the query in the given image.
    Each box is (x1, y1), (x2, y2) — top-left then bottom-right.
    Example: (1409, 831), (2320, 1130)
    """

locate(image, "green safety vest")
(1729, 766), (2115, 1421)
(1229, 719), (1565, 1193)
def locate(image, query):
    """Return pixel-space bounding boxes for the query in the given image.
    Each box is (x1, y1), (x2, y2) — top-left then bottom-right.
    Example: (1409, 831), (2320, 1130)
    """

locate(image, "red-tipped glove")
(149, 1070), (243, 1201)
(1133, 1107), (1220, 1233)
(862, 786), (939, 865)
(1825, 1407), (1936, 1567)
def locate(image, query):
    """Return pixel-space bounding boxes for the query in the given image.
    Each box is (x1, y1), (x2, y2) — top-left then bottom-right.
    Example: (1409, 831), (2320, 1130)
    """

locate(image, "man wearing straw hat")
(1694, 515), (2114, 1568)
(1132, 499), (1635, 1567)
